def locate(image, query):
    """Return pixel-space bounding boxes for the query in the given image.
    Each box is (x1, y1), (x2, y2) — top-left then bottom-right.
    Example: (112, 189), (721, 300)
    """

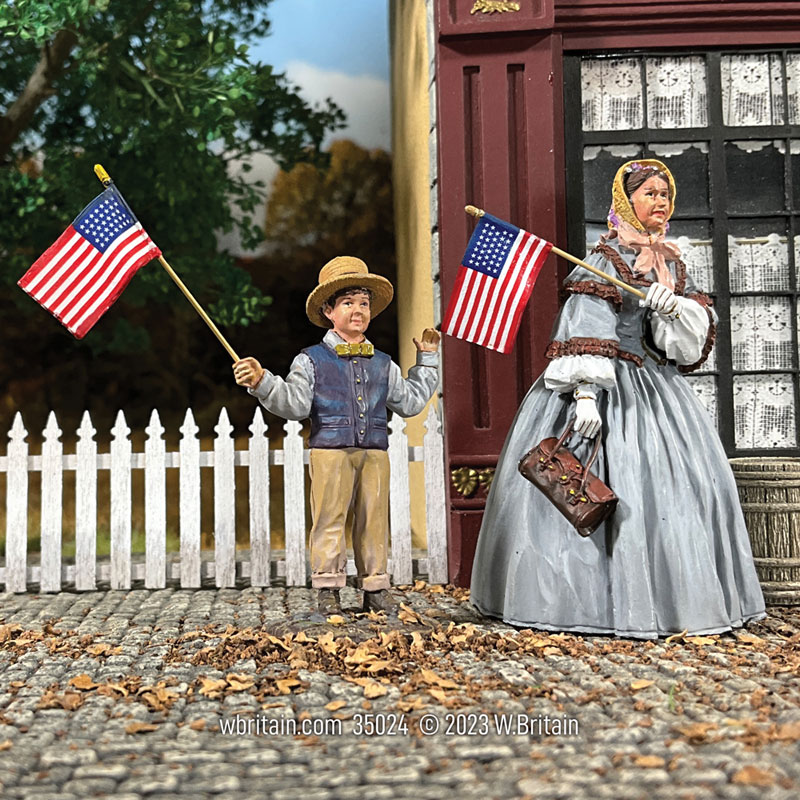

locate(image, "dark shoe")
(317, 589), (342, 616)
(362, 589), (399, 613)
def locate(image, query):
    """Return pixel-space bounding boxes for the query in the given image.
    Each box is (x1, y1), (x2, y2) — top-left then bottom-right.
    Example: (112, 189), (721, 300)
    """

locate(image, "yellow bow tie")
(335, 342), (374, 357)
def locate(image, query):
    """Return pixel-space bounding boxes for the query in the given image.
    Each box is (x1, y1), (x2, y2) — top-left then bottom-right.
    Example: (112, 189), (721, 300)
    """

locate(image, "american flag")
(443, 213), (552, 354)
(18, 185), (161, 339)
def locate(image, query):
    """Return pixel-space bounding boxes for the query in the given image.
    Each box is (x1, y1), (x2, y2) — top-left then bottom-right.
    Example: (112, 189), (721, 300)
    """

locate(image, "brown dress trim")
(591, 241), (687, 295)
(685, 291), (713, 309)
(564, 279), (623, 310)
(545, 337), (643, 367)
(678, 299), (717, 374)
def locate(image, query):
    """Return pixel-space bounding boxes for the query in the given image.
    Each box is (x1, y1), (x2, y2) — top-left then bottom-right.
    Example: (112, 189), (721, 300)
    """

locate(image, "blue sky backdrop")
(252, 0), (390, 81)
(224, 0), (392, 254)
(252, 0), (391, 150)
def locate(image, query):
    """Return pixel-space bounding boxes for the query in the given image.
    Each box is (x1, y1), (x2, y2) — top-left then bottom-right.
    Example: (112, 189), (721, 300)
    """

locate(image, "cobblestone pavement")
(0, 584), (798, 800)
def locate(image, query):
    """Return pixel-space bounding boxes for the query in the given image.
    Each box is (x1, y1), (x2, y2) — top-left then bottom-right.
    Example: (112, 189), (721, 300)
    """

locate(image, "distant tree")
(243, 139), (397, 365)
(0, 0), (346, 433)
(0, 0), (344, 333)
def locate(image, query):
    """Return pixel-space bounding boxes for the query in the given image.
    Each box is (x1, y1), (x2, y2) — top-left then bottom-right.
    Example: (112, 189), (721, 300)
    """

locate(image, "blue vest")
(303, 342), (391, 450)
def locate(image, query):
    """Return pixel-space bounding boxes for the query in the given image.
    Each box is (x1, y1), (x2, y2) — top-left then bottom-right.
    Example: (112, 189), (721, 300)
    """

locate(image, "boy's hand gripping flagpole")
(94, 164), (241, 362)
(465, 205), (646, 301)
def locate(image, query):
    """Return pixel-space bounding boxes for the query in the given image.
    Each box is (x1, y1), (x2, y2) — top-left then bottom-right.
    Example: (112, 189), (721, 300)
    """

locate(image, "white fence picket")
(179, 409), (201, 588)
(214, 408), (236, 587)
(424, 405), (448, 584)
(75, 411), (97, 590)
(283, 420), (306, 586)
(5, 414), (28, 593)
(40, 412), (63, 592)
(110, 410), (132, 589)
(0, 404), (448, 592)
(248, 408), (270, 586)
(144, 410), (166, 589)
(388, 413), (413, 586)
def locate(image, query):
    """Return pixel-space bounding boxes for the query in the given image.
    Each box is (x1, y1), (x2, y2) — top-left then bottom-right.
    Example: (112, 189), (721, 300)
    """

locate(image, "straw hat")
(305, 256), (394, 328)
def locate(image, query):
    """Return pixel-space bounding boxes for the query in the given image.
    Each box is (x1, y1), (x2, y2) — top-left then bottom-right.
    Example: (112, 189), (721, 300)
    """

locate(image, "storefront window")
(567, 50), (800, 455)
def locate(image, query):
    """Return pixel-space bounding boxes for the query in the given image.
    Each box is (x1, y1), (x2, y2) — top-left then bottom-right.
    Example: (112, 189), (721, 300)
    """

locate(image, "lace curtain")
(686, 376), (718, 426)
(728, 233), (790, 292)
(580, 52), (800, 450)
(734, 376), (796, 448)
(582, 57), (707, 131)
(721, 53), (800, 126)
(582, 58), (643, 131)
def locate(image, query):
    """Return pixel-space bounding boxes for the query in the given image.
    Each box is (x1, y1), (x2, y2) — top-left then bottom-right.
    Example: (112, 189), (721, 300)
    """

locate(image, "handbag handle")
(547, 417), (603, 496)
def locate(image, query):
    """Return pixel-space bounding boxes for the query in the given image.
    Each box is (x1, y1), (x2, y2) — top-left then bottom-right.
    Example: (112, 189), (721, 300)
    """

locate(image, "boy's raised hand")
(413, 328), (441, 352)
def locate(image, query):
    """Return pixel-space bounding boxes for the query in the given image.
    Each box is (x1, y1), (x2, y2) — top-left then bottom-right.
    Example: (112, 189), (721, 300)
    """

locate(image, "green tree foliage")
(0, 0), (345, 434)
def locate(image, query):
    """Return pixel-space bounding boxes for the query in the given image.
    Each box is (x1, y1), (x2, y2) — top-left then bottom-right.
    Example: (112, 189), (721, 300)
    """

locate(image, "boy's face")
(323, 290), (371, 340)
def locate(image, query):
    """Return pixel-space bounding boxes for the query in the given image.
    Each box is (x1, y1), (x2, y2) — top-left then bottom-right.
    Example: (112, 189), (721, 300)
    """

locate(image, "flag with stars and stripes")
(443, 212), (553, 354)
(18, 185), (161, 339)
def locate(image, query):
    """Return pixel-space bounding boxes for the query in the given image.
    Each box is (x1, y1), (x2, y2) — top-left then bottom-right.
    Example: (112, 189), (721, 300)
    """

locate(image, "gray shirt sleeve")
(386, 350), (440, 418)
(247, 353), (315, 420)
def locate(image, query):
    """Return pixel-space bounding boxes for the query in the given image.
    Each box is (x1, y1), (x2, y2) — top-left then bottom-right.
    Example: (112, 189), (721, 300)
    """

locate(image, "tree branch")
(0, 29), (79, 162)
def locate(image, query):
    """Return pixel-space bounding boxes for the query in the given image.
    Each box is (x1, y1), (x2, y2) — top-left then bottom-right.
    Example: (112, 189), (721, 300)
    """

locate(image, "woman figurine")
(470, 159), (766, 638)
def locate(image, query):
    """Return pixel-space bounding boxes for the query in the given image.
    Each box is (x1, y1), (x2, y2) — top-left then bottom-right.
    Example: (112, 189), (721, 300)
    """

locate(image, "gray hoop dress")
(470, 238), (766, 638)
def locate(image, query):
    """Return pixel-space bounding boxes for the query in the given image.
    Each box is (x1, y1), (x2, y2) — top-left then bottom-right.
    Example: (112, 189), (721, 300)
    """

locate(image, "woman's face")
(630, 175), (670, 232)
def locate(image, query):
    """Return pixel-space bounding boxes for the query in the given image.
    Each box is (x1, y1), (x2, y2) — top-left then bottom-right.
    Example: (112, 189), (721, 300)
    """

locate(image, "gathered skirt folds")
(470, 359), (766, 639)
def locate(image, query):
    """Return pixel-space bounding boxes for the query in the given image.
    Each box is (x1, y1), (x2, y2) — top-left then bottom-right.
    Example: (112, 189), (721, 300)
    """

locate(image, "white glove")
(640, 283), (683, 319)
(574, 396), (601, 439)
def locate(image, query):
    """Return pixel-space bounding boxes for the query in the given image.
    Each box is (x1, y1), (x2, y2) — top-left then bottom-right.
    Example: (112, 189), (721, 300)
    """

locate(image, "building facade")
(391, 0), (800, 584)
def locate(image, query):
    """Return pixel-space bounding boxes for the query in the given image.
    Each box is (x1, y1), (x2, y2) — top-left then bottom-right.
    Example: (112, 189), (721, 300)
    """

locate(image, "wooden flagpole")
(94, 164), (241, 362)
(465, 205), (647, 300)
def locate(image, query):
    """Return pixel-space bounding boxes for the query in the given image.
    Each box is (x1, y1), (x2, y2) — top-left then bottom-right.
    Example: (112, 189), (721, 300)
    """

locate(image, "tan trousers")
(308, 448), (391, 591)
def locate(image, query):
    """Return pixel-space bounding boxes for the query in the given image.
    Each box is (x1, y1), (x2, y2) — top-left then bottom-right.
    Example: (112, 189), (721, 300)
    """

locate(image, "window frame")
(564, 48), (800, 457)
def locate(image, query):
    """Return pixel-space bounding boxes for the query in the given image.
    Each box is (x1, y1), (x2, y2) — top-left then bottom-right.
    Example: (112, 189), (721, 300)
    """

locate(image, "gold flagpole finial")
(94, 164), (112, 187)
(465, 205), (485, 218)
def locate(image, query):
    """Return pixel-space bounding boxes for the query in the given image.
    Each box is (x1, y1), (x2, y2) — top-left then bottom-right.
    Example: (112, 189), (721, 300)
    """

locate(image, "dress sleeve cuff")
(650, 296), (716, 371)
(543, 354), (616, 393)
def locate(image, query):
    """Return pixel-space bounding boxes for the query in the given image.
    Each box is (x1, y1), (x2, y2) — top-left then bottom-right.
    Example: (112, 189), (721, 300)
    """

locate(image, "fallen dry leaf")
(125, 722), (158, 735)
(226, 674), (255, 692)
(97, 682), (129, 698)
(674, 722), (718, 742)
(325, 700), (347, 711)
(735, 633), (765, 646)
(427, 688), (451, 704)
(198, 678), (228, 698)
(665, 630), (688, 644)
(630, 679), (655, 691)
(685, 636), (717, 646)
(188, 719), (206, 731)
(398, 604), (423, 624)
(38, 691), (84, 711)
(0, 740), (11, 751)
(276, 679), (302, 695)
(69, 674), (98, 691)
(633, 755), (665, 768)
(731, 766), (774, 786)
(364, 682), (388, 699)
(418, 669), (461, 690)
(774, 721), (800, 741)
(326, 615), (346, 626)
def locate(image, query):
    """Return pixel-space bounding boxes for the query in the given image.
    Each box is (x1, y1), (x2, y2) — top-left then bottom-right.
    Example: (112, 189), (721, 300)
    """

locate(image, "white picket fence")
(0, 405), (448, 593)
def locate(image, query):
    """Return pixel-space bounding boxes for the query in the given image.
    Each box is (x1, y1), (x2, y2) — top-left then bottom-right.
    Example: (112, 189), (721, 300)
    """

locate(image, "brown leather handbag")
(518, 418), (618, 537)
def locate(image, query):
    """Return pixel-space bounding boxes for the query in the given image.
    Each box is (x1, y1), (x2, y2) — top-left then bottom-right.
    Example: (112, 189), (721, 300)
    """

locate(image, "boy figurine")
(233, 256), (440, 616)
